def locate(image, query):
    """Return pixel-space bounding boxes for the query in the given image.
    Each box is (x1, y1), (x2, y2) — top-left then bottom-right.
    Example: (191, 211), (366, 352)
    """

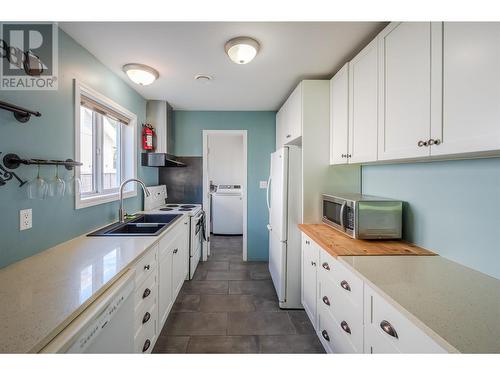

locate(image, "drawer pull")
(173, 248), (178, 254)
(286, 134), (291, 138)
(310, 261), (316, 266)
(322, 296), (330, 306)
(321, 330), (330, 342)
(340, 280), (351, 292)
(305, 240), (310, 245)
(142, 288), (151, 299)
(142, 311), (151, 324)
(142, 339), (151, 352)
(340, 320), (351, 334)
(322, 262), (330, 271)
(144, 264), (150, 271)
(380, 320), (398, 339)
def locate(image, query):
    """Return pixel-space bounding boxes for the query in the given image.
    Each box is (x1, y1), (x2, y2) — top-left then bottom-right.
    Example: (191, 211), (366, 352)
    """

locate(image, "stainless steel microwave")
(322, 194), (403, 239)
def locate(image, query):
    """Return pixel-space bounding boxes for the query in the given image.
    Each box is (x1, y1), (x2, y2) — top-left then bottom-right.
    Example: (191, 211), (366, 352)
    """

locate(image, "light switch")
(20, 209), (32, 231)
(259, 181), (268, 189)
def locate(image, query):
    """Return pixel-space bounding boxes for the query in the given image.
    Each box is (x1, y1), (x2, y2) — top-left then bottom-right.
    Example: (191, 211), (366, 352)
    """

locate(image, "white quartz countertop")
(0, 215), (185, 353)
(339, 255), (500, 353)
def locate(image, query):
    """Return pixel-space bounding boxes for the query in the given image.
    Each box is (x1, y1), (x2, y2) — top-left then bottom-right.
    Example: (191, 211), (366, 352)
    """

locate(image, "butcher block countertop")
(298, 223), (436, 257)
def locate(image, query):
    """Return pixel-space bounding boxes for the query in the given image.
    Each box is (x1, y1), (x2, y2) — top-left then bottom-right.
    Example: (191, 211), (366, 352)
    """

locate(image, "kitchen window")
(74, 80), (137, 209)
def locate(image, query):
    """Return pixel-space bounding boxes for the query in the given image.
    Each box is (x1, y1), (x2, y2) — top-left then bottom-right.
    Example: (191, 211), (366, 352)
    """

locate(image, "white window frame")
(74, 79), (137, 209)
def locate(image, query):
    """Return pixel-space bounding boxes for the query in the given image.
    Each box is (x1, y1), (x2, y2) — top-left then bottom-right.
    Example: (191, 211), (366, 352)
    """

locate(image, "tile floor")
(153, 235), (325, 354)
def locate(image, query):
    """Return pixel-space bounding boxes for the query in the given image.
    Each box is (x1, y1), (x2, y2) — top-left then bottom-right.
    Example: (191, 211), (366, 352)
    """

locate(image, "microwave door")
(323, 200), (345, 229)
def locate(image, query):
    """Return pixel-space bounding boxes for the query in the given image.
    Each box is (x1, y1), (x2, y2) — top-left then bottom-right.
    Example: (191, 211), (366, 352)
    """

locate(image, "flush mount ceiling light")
(122, 63), (159, 86)
(224, 37), (260, 65)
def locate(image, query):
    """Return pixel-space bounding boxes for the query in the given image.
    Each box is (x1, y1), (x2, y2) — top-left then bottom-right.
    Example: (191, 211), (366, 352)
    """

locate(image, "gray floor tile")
(197, 261), (229, 271)
(206, 270), (251, 281)
(186, 336), (259, 353)
(172, 294), (200, 312)
(180, 280), (228, 295)
(229, 280), (277, 297)
(288, 310), (316, 334)
(258, 335), (325, 354)
(152, 336), (190, 353)
(199, 294), (255, 312)
(229, 261), (268, 271)
(209, 253), (243, 262)
(165, 312), (227, 336)
(252, 295), (281, 312)
(250, 268), (271, 280)
(227, 312), (296, 335)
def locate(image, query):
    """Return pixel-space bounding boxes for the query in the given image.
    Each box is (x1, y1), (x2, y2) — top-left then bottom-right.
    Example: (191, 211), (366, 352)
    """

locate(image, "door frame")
(202, 130), (248, 261)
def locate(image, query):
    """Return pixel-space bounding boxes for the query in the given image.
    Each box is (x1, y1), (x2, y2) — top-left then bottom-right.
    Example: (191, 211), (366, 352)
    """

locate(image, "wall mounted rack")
(0, 100), (42, 123)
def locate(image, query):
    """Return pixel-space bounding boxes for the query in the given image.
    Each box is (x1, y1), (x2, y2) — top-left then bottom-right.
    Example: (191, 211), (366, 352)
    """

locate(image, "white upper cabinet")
(330, 63), (349, 165)
(276, 83), (303, 149)
(377, 22), (442, 161)
(434, 22), (500, 156)
(348, 38), (379, 163)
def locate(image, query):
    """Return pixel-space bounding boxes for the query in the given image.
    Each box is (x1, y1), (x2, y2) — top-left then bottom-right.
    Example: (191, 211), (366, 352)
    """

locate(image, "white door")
(377, 22), (442, 161)
(301, 235), (318, 329)
(348, 37), (378, 163)
(172, 231), (187, 298)
(158, 251), (173, 327)
(330, 63), (349, 165)
(268, 148), (288, 302)
(434, 22), (500, 156)
(284, 83), (303, 144)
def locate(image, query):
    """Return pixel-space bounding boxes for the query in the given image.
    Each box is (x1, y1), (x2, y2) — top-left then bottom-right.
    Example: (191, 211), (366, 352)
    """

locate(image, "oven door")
(322, 196), (354, 237)
(189, 212), (203, 279)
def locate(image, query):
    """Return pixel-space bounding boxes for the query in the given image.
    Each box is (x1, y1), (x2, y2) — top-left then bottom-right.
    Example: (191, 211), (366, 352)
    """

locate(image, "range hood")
(141, 152), (186, 167)
(141, 100), (185, 167)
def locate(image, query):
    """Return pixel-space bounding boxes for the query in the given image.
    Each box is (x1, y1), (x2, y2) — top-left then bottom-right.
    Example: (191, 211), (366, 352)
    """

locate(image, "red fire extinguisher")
(142, 123), (155, 151)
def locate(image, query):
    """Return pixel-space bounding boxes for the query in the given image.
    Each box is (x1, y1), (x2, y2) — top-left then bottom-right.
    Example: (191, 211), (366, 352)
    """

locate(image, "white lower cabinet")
(301, 234), (319, 329)
(301, 235), (450, 354)
(364, 284), (447, 353)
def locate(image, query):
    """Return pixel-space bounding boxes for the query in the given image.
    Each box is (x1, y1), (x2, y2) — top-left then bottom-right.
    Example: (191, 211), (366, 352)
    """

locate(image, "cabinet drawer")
(134, 301), (157, 337)
(318, 306), (360, 353)
(364, 284), (447, 353)
(134, 244), (158, 287)
(134, 304), (157, 354)
(134, 271), (157, 312)
(318, 278), (363, 352)
(319, 251), (363, 310)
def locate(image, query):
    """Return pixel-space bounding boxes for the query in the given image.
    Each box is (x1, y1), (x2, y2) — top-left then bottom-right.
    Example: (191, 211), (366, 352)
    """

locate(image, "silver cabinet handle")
(347, 154), (352, 158)
(428, 138), (441, 146)
(144, 264), (150, 270)
(417, 140), (428, 147)
(305, 240), (310, 245)
(341, 154), (346, 158)
(340, 280), (351, 291)
(142, 339), (151, 352)
(322, 262), (330, 271)
(322, 296), (330, 306)
(311, 261), (316, 266)
(380, 320), (398, 339)
(142, 288), (151, 299)
(321, 330), (330, 341)
(286, 134), (291, 138)
(340, 320), (351, 334)
(142, 311), (151, 324)
(173, 248), (178, 254)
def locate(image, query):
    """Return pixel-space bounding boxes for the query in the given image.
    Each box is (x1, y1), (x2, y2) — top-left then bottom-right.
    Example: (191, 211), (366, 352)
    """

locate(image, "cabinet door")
(301, 234), (318, 329)
(433, 22), (500, 156)
(330, 63), (349, 165)
(275, 107), (285, 149)
(377, 22), (442, 161)
(348, 38), (378, 163)
(172, 231), (188, 299)
(158, 251), (173, 328)
(285, 83), (302, 144)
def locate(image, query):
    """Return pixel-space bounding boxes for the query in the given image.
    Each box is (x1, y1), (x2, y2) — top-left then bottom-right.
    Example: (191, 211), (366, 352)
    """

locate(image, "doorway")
(202, 130), (248, 261)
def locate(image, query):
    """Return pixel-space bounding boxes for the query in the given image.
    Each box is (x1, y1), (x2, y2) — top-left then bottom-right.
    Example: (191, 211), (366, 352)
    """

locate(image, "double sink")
(88, 214), (182, 237)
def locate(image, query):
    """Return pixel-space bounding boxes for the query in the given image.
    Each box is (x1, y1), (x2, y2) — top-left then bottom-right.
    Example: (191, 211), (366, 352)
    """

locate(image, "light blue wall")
(362, 158), (500, 279)
(173, 111), (275, 261)
(0, 30), (157, 269)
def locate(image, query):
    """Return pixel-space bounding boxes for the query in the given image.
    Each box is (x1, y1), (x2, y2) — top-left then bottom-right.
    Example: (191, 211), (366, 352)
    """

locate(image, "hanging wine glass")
(27, 165), (48, 200)
(48, 165), (65, 198)
(65, 167), (81, 196)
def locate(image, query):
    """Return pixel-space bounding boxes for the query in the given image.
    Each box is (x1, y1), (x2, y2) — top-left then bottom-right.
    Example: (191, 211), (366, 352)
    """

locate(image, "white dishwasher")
(41, 270), (135, 353)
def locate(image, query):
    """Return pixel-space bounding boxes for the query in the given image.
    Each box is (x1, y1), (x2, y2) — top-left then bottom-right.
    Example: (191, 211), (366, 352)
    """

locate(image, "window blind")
(81, 95), (130, 125)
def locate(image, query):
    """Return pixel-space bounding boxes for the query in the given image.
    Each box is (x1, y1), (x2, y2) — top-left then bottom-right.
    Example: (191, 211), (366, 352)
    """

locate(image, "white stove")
(144, 185), (204, 280)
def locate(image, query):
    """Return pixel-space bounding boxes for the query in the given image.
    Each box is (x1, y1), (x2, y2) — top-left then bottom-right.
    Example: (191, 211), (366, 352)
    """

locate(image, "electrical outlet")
(20, 209), (32, 231)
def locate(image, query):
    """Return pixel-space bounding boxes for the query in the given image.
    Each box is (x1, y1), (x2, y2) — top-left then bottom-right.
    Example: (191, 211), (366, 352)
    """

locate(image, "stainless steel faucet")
(118, 178), (151, 223)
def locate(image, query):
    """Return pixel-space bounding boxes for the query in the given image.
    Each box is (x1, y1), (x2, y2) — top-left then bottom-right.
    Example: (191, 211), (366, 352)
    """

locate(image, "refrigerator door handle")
(267, 224), (272, 232)
(266, 176), (272, 211)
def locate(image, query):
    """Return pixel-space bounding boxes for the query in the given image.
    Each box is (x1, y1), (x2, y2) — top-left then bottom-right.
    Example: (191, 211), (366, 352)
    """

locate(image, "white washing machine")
(212, 185), (243, 235)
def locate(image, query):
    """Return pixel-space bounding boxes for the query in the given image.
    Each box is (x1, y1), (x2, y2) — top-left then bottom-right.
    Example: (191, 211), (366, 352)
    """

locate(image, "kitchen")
(1, 2), (500, 374)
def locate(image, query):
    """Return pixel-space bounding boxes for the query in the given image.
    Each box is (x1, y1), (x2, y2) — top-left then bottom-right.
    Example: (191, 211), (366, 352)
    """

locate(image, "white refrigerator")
(267, 146), (302, 309)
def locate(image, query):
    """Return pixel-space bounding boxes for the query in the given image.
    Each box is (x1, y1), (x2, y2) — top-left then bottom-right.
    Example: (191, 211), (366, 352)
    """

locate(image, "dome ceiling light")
(122, 63), (159, 86)
(224, 37), (260, 65)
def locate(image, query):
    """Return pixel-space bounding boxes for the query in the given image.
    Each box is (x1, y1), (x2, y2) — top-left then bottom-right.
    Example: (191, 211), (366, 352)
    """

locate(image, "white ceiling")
(60, 22), (386, 110)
